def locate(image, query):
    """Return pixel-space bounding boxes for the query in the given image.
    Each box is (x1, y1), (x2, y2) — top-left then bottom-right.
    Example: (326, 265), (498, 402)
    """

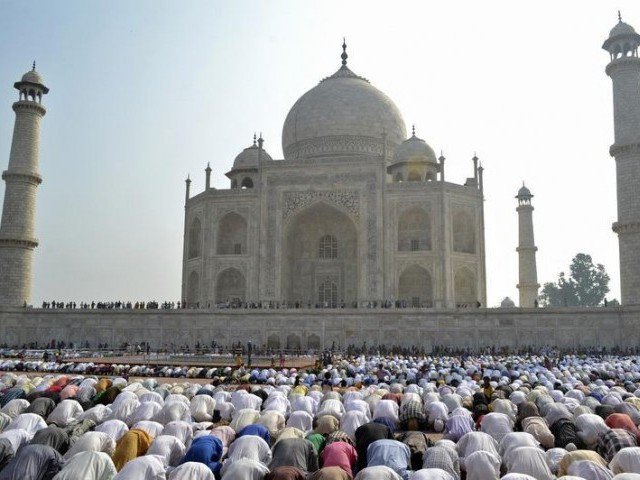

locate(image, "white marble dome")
(282, 65), (406, 160)
(610, 20), (636, 38)
(232, 141), (273, 170)
(21, 69), (45, 86)
(393, 132), (438, 165)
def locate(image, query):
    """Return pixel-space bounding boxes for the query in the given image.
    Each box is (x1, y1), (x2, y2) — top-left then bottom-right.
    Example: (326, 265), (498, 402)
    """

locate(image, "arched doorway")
(283, 202), (358, 305)
(398, 265), (433, 307)
(215, 268), (246, 303)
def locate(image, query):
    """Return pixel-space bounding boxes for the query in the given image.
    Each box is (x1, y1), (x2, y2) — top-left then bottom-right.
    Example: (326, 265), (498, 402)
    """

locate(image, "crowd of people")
(37, 301), (181, 310)
(0, 353), (639, 478)
(28, 299), (483, 311)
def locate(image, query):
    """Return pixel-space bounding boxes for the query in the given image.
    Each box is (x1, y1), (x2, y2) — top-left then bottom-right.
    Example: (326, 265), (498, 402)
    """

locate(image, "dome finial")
(618, 10), (622, 22)
(341, 37), (348, 66)
(32, 60), (36, 71)
(253, 132), (257, 146)
(411, 124), (416, 137)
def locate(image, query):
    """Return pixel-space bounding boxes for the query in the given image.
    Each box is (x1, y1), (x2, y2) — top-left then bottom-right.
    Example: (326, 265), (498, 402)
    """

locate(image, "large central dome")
(282, 51), (406, 160)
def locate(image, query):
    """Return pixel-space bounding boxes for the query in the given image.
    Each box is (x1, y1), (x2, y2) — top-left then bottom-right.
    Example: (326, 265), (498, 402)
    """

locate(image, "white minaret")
(516, 183), (539, 308)
(603, 14), (640, 305)
(0, 64), (49, 306)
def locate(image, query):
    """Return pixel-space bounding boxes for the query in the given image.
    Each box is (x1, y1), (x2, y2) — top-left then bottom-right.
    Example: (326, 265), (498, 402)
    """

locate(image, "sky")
(0, 0), (636, 306)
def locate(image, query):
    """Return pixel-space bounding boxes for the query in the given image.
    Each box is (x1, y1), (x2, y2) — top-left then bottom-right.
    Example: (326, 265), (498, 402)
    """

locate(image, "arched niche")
(186, 271), (200, 307)
(215, 267), (246, 303)
(398, 207), (431, 251)
(217, 212), (248, 255)
(454, 267), (477, 307)
(398, 265), (433, 307)
(452, 209), (476, 254)
(188, 217), (202, 259)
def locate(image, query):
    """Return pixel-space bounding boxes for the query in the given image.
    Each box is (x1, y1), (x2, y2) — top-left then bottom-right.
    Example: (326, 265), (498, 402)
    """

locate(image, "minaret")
(516, 183), (539, 308)
(603, 13), (640, 305)
(0, 64), (49, 306)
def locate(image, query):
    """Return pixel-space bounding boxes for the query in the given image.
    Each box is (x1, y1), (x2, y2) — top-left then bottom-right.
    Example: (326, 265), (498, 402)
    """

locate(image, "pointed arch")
(215, 268), (246, 303)
(217, 212), (248, 255)
(398, 265), (433, 307)
(407, 170), (422, 182)
(283, 202), (358, 304)
(187, 271), (200, 307)
(241, 177), (253, 189)
(452, 209), (476, 253)
(188, 217), (202, 259)
(454, 267), (477, 307)
(398, 207), (431, 251)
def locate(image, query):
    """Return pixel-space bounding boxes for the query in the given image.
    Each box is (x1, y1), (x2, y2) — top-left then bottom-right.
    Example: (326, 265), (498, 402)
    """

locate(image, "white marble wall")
(0, 306), (635, 351)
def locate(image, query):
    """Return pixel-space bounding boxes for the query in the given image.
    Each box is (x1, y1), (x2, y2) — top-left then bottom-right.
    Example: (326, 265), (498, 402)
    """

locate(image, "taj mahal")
(0, 18), (639, 351)
(182, 41), (487, 311)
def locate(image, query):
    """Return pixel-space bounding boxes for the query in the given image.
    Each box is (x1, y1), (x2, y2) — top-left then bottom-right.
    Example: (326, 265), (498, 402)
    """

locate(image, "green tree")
(539, 253), (610, 307)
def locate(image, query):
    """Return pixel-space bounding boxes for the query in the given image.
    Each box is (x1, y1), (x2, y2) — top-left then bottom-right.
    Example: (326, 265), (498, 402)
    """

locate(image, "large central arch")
(283, 202), (358, 305)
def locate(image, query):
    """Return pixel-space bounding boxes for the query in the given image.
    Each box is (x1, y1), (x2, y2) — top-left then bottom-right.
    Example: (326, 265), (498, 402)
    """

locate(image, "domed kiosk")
(226, 134), (273, 189)
(183, 41), (487, 318)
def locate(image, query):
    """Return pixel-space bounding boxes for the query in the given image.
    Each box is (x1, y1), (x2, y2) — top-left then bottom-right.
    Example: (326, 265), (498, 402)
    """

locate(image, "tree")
(539, 253), (610, 307)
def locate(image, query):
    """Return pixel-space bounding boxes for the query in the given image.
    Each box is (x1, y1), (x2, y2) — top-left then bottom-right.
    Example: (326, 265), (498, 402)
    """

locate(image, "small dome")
(392, 132), (438, 165)
(282, 64), (406, 160)
(232, 141), (273, 170)
(610, 20), (636, 38)
(500, 297), (516, 308)
(517, 184), (532, 198)
(21, 69), (45, 86)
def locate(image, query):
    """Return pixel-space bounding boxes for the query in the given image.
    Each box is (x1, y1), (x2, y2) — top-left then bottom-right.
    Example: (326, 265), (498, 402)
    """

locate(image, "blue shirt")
(366, 439), (412, 480)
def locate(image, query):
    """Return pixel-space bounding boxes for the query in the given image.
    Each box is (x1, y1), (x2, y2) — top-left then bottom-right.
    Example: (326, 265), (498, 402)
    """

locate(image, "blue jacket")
(180, 436), (223, 474)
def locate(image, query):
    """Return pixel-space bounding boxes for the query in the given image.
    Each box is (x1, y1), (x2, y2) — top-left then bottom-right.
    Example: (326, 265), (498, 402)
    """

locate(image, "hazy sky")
(0, 0), (636, 306)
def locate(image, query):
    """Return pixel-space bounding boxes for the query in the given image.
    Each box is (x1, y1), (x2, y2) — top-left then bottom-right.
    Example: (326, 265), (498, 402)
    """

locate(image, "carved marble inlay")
(283, 190), (360, 223)
(285, 135), (385, 160)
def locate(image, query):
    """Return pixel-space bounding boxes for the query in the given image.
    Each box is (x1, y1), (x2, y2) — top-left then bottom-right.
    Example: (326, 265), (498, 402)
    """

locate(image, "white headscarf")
(464, 450), (500, 480)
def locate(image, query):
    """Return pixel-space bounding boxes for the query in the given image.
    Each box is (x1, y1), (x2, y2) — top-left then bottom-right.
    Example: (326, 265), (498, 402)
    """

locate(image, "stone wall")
(0, 306), (635, 352)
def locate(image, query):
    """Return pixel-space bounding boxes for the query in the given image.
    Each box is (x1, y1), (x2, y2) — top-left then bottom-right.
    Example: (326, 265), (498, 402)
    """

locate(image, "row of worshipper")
(0, 353), (640, 477)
